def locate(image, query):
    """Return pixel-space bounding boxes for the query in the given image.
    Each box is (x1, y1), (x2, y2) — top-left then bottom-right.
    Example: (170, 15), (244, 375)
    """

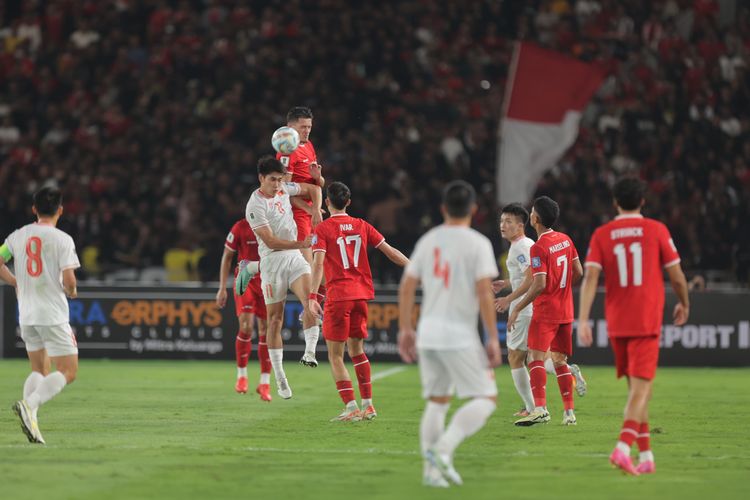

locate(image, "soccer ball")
(271, 126), (300, 154)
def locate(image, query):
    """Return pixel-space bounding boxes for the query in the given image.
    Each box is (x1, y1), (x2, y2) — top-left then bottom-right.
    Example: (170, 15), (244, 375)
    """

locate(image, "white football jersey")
(245, 182), (302, 258)
(3, 223), (80, 325)
(506, 236), (535, 317)
(405, 225), (499, 350)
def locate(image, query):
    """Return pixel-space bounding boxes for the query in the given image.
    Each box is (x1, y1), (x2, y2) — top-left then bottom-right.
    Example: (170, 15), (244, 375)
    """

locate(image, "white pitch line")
(371, 366), (408, 381)
(242, 446), (420, 456)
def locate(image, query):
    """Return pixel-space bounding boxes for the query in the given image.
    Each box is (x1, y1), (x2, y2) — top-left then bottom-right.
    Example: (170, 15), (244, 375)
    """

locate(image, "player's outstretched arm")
(377, 242), (409, 267)
(62, 268), (77, 299)
(295, 183), (323, 228)
(397, 273), (419, 363)
(216, 247), (235, 308)
(666, 263), (690, 326)
(577, 265), (600, 347)
(477, 277), (502, 367)
(254, 225), (312, 251)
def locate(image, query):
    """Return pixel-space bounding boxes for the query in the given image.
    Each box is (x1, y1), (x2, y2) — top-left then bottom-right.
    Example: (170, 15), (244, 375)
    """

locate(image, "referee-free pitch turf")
(0, 360), (748, 500)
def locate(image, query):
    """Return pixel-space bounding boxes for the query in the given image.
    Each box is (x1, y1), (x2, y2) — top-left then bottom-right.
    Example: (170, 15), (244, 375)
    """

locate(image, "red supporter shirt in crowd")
(585, 214), (681, 337)
(529, 230), (580, 324)
(224, 218), (260, 277)
(312, 213), (385, 302)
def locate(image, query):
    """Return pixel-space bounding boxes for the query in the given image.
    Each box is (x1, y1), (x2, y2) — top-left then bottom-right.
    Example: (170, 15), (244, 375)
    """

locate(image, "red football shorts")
(528, 319), (573, 356)
(323, 299), (369, 343)
(293, 207), (312, 241)
(233, 276), (267, 320)
(611, 336), (660, 380)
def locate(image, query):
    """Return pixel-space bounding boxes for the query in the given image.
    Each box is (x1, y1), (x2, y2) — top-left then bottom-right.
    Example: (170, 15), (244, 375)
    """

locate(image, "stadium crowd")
(0, 0), (748, 285)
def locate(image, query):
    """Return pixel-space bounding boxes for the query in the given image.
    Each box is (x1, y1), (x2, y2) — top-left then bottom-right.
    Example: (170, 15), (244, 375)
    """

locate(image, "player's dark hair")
(532, 196), (559, 228)
(287, 106), (313, 123)
(501, 203), (529, 225)
(326, 181), (351, 210)
(257, 155), (286, 176)
(613, 177), (645, 211)
(33, 186), (63, 216)
(442, 180), (476, 218)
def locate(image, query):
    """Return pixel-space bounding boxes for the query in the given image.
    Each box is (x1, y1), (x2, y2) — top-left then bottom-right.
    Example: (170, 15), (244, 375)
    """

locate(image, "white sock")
(237, 367), (247, 378)
(24, 371), (44, 420)
(544, 358), (556, 374)
(511, 367), (535, 412)
(361, 398), (372, 408)
(616, 441), (631, 455)
(268, 348), (286, 381)
(420, 401), (450, 455)
(639, 450), (654, 463)
(26, 372), (67, 411)
(435, 398), (496, 458)
(303, 326), (319, 354)
(259, 373), (270, 385)
(346, 400), (359, 412)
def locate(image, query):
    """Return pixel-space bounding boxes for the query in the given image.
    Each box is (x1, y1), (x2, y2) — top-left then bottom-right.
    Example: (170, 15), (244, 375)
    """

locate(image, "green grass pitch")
(0, 359), (748, 500)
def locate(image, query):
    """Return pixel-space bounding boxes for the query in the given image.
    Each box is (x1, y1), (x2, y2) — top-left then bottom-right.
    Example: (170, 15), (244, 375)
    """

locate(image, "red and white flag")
(497, 42), (606, 204)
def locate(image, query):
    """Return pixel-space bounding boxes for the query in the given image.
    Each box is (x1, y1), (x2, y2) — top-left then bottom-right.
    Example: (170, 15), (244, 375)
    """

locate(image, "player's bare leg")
(234, 312), (254, 394)
(265, 301), (292, 399)
(552, 351), (576, 425)
(290, 273), (320, 367)
(327, 341), (361, 422)
(348, 338), (375, 419)
(424, 394), (497, 486)
(508, 348), (534, 416)
(514, 349), (551, 426)
(255, 318), (272, 402)
(611, 376), (652, 475)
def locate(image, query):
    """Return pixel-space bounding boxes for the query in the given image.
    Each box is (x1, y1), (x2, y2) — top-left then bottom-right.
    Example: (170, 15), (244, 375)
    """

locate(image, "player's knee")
(62, 366), (77, 384)
(551, 352), (568, 366)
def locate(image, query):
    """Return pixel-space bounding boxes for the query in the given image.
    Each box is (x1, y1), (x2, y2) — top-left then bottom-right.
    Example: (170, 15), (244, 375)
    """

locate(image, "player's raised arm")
(666, 263), (690, 326)
(216, 246), (235, 309)
(294, 182), (323, 228)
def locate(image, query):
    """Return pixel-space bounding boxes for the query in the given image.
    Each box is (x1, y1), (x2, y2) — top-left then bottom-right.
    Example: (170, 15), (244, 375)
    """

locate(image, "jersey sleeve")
(530, 243), (548, 276)
(312, 224), (328, 254)
(366, 222), (385, 248)
(1, 231), (18, 262)
(658, 223), (681, 268)
(277, 152), (292, 170)
(404, 239), (425, 279)
(225, 223), (240, 252)
(516, 240), (532, 272)
(585, 229), (603, 269)
(60, 235), (81, 271)
(475, 238), (499, 281)
(284, 182), (302, 197)
(246, 197), (269, 231)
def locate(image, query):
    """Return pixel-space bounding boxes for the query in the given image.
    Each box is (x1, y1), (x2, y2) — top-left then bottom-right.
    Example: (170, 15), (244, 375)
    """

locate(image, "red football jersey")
(312, 214), (385, 302)
(585, 214), (681, 337)
(277, 141), (318, 185)
(225, 218), (260, 275)
(529, 230), (579, 324)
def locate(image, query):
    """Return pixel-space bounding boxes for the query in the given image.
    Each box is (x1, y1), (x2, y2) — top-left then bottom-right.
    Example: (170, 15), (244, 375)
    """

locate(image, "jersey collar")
(330, 213), (348, 217)
(615, 214), (644, 219)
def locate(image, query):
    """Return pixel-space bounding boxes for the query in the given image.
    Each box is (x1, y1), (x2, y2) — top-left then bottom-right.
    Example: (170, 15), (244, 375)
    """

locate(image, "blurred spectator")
(0, 0), (747, 287)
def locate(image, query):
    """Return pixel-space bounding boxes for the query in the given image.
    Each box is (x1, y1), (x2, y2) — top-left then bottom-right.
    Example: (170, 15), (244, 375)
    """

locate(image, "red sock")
(619, 419), (640, 447)
(637, 422), (650, 451)
(336, 380), (355, 405)
(258, 334), (271, 374)
(555, 364), (575, 411)
(352, 353), (372, 400)
(235, 333), (252, 369)
(528, 360), (547, 408)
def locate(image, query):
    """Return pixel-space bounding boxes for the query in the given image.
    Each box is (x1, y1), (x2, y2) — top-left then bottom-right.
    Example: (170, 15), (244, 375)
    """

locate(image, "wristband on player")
(308, 293), (319, 302)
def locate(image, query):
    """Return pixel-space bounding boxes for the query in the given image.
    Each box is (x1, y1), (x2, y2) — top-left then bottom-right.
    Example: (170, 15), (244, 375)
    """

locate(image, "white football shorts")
(259, 250), (311, 304)
(21, 323), (78, 357)
(419, 344), (498, 399)
(507, 314), (532, 351)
